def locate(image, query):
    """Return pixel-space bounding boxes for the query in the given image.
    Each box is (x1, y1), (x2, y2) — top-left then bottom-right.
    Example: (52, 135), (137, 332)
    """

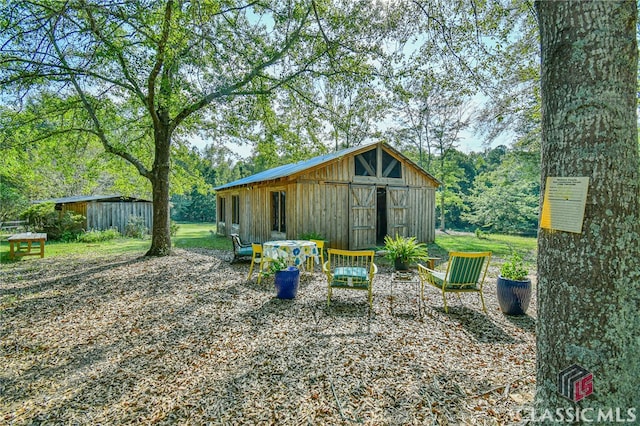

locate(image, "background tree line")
(0, 125), (540, 235)
(0, 101), (540, 234)
(0, 0), (540, 236)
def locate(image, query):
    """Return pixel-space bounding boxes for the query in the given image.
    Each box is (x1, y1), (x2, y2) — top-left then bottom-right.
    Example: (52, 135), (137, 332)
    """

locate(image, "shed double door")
(349, 185), (409, 249)
(387, 186), (409, 238)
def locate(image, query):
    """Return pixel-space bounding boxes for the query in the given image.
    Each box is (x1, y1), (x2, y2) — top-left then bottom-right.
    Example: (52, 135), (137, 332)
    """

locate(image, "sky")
(189, 118), (509, 159)
(190, 124), (508, 159)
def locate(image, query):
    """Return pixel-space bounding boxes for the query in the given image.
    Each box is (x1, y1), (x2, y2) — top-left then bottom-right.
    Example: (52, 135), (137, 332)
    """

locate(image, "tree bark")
(536, 0), (640, 415)
(146, 123), (172, 256)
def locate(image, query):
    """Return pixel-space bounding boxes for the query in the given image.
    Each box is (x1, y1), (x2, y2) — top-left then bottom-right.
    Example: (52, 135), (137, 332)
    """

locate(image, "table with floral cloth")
(263, 240), (319, 270)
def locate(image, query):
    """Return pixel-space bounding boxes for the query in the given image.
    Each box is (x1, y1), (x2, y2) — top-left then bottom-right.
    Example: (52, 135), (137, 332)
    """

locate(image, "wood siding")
(216, 143), (437, 249)
(61, 201), (153, 234)
(387, 186), (409, 237)
(349, 185), (377, 249)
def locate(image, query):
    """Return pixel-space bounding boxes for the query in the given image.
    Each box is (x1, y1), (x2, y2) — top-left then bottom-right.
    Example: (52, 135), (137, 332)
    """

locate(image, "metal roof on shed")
(36, 195), (151, 204)
(214, 142), (438, 191)
(214, 144), (368, 190)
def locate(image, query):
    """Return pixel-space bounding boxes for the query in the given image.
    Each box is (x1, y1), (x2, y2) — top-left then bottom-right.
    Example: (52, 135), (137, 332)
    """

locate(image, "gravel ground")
(1, 248), (536, 425)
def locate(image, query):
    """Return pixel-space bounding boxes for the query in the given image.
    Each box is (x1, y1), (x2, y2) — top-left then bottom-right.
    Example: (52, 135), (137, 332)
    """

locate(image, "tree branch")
(171, 4), (314, 129)
(411, 0), (483, 86)
(47, 19), (152, 180)
(147, 0), (174, 129)
(79, 0), (147, 104)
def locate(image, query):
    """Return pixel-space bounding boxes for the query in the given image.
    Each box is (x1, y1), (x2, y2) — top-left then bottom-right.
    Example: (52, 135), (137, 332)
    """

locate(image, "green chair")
(323, 248), (377, 309)
(417, 251), (491, 313)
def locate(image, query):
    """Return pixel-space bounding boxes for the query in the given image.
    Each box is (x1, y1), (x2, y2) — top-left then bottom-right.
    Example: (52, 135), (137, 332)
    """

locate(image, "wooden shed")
(39, 195), (153, 234)
(214, 142), (440, 250)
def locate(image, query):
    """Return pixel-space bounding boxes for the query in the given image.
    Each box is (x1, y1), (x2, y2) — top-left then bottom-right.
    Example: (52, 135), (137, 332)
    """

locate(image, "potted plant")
(266, 252), (300, 299)
(383, 234), (429, 271)
(497, 252), (532, 315)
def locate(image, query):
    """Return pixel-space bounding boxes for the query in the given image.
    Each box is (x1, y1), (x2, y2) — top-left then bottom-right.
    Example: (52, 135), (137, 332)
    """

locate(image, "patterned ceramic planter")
(497, 276), (532, 315)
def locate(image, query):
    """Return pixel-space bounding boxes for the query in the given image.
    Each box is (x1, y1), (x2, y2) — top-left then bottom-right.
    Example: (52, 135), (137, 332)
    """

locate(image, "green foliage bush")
(475, 228), (490, 239)
(124, 215), (148, 239)
(264, 255), (291, 275)
(170, 220), (180, 237)
(383, 234), (429, 264)
(19, 202), (55, 230)
(47, 212), (85, 241)
(77, 228), (121, 243)
(500, 252), (529, 281)
(19, 203), (85, 241)
(299, 231), (324, 240)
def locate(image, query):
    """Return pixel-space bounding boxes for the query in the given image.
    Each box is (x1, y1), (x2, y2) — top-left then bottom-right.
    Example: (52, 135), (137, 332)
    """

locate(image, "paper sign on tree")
(540, 177), (590, 234)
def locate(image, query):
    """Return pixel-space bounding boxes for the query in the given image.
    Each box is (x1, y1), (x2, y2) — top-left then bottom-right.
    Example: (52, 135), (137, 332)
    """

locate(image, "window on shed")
(271, 191), (286, 232)
(382, 150), (402, 178)
(218, 197), (226, 222)
(355, 148), (377, 176)
(231, 195), (240, 225)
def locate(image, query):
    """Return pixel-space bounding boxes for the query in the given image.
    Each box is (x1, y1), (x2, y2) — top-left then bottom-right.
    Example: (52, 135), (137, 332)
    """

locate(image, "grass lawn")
(171, 222), (230, 250)
(431, 231), (537, 268)
(1, 223), (536, 267)
(0, 222), (229, 263)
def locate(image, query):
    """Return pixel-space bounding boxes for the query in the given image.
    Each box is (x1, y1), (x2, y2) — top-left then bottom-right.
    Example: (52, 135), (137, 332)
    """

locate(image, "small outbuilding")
(214, 142), (440, 250)
(38, 195), (153, 234)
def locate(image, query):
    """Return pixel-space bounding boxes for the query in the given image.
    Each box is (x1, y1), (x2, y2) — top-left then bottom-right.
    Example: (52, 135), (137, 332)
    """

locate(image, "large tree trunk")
(535, 0), (640, 416)
(146, 125), (172, 256)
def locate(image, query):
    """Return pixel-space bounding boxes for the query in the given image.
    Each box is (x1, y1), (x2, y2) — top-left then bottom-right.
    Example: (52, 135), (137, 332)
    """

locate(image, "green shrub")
(500, 252), (529, 281)
(299, 231), (324, 240)
(383, 234), (429, 264)
(46, 212), (85, 241)
(124, 215), (148, 239)
(77, 228), (121, 243)
(475, 228), (490, 239)
(20, 203), (85, 241)
(19, 202), (56, 230)
(170, 220), (180, 237)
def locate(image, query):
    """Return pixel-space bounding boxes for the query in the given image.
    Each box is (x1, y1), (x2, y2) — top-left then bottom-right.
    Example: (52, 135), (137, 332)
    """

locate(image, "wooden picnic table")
(8, 232), (47, 260)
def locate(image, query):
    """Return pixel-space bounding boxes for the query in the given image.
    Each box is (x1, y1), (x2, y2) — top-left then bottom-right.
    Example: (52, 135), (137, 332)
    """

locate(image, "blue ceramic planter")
(497, 276), (531, 315)
(274, 266), (300, 299)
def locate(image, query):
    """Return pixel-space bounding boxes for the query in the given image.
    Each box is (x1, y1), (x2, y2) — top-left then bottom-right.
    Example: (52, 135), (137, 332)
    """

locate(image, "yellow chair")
(247, 243), (265, 284)
(323, 249), (377, 309)
(306, 239), (325, 272)
(417, 251), (491, 313)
